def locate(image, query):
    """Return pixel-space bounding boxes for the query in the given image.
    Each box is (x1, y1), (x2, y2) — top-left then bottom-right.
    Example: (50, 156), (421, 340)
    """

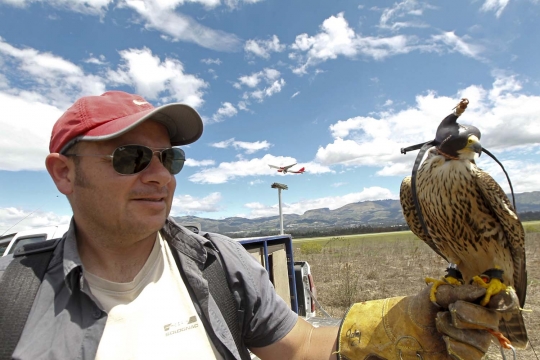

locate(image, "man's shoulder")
(164, 218), (254, 270)
(165, 218), (242, 252)
(201, 231), (239, 247)
(200, 232), (250, 259)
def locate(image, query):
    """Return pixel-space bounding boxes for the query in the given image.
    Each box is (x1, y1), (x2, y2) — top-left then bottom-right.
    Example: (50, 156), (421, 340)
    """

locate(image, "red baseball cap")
(50, 91), (203, 153)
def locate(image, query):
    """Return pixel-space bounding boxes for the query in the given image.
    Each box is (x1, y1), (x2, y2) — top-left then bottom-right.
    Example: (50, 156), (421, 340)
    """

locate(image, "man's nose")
(141, 151), (172, 184)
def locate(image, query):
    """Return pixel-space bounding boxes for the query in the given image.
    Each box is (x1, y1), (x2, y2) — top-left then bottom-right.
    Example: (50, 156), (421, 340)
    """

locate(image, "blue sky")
(1, 0), (540, 233)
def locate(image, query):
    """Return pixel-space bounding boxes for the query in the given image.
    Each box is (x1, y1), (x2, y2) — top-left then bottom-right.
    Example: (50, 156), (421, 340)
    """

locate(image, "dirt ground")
(294, 231), (540, 359)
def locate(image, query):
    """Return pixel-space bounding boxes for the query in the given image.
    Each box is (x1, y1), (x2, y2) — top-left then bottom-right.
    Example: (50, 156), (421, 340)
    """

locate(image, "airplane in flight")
(268, 163), (305, 174)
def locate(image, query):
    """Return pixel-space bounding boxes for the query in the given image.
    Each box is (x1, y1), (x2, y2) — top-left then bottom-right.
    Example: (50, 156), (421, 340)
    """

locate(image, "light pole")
(271, 182), (288, 235)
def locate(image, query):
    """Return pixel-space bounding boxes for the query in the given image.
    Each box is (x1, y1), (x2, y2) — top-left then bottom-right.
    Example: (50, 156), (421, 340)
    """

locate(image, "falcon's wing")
(400, 176), (448, 262)
(475, 169), (527, 307)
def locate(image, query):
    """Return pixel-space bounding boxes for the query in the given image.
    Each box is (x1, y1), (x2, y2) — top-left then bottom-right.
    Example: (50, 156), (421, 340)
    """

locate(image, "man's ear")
(45, 154), (75, 195)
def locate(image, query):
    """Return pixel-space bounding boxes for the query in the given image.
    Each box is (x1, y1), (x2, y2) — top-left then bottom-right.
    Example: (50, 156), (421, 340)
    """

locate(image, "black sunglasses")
(66, 145), (186, 175)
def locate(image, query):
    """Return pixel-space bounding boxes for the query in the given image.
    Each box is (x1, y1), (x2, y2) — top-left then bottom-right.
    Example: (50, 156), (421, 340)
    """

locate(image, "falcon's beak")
(471, 142), (482, 156)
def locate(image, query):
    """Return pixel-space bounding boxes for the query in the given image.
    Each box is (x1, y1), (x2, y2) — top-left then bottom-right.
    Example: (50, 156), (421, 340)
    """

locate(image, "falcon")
(399, 99), (528, 349)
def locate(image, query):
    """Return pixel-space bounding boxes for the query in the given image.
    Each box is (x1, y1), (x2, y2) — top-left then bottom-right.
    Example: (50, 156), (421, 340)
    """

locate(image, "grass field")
(293, 222), (540, 359)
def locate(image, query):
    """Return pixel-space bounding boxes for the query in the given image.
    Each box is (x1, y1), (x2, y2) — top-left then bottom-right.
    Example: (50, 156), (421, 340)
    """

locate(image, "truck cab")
(0, 224), (69, 257)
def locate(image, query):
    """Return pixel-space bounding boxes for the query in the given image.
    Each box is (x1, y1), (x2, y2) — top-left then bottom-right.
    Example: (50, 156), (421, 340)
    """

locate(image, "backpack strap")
(168, 232), (250, 360)
(0, 239), (60, 360)
(202, 247), (249, 360)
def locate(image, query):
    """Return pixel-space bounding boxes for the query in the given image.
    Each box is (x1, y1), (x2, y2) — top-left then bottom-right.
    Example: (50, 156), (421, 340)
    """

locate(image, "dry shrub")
(299, 242), (323, 255)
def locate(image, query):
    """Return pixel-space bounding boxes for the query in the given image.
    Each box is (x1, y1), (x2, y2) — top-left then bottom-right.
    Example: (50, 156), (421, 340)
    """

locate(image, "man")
(0, 91), (506, 360)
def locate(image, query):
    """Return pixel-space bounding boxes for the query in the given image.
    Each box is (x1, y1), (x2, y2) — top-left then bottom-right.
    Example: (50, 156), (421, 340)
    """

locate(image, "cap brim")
(60, 103), (203, 153)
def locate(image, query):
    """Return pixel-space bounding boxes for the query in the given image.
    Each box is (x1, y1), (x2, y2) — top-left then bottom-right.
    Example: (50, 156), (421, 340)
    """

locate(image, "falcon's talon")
(472, 276), (507, 306)
(444, 275), (464, 286)
(425, 276), (462, 304)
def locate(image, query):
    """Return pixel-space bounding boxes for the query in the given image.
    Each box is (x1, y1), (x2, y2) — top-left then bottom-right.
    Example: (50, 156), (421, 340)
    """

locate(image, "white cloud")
(107, 47), (207, 107)
(171, 192), (222, 215)
(289, 13), (487, 74)
(233, 140), (271, 154)
(2, 1), (251, 51)
(211, 102), (238, 122)
(0, 93), (63, 170)
(244, 35), (286, 58)
(291, 91), (300, 99)
(263, 79), (284, 97)
(210, 138), (272, 154)
(290, 13), (417, 74)
(236, 73), (261, 88)
(0, 73), (8, 89)
(189, 154), (332, 184)
(207, 68), (218, 80)
(211, 139), (235, 148)
(0, 37), (106, 108)
(480, 0), (510, 17)
(316, 75), (540, 177)
(237, 100), (249, 111)
(234, 68), (285, 101)
(476, 158), (540, 195)
(84, 55), (107, 65)
(430, 31), (483, 60)
(263, 68), (280, 80)
(0, 207), (71, 234)
(123, 0), (241, 51)
(0, 39), (109, 171)
(224, 0), (264, 9)
(201, 58), (222, 65)
(375, 163), (412, 177)
(249, 179), (263, 186)
(251, 79), (285, 101)
(185, 159), (215, 167)
(331, 182), (347, 187)
(378, 0), (432, 31)
(0, 0), (113, 15)
(243, 186), (396, 218)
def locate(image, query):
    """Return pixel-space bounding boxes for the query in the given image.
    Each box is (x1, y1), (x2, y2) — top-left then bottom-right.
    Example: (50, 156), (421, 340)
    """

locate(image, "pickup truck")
(1, 223), (323, 322)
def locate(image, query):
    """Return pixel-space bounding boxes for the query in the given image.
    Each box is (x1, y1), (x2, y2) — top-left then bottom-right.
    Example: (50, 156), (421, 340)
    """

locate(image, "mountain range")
(172, 191), (540, 235)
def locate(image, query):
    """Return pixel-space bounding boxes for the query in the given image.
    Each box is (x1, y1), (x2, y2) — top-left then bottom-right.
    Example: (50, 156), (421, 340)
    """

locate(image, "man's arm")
(250, 317), (338, 360)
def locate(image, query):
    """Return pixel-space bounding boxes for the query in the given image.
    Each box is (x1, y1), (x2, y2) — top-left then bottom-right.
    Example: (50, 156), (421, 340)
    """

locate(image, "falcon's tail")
(499, 311), (529, 349)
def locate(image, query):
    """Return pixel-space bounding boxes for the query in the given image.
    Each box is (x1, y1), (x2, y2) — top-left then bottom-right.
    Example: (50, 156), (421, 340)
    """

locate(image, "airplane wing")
(268, 164), (281, 169)
(282, 163), (297, 170)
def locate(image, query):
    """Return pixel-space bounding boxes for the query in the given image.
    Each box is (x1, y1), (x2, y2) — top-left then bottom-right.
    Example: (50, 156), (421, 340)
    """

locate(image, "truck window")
(8, 235), (47, 255)
(0, 234), (16, 256)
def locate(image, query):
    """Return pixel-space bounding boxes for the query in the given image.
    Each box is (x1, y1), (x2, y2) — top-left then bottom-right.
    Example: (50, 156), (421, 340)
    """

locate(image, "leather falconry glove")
(336, 284), (515, 360)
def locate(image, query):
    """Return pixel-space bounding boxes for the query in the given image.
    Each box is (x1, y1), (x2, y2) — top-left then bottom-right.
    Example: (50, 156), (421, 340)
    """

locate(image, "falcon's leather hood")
(435, 113), (481, 159)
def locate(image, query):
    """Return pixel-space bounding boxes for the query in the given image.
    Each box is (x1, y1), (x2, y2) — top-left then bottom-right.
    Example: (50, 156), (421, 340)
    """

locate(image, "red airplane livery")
(268, 163), (305, 174)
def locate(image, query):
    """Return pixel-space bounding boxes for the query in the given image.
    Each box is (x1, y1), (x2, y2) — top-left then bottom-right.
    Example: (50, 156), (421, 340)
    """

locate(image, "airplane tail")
(289, 167), (305, 174)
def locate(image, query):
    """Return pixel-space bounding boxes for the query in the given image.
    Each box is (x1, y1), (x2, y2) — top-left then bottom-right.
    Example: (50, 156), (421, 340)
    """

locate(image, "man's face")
(68, 120), (177, 242)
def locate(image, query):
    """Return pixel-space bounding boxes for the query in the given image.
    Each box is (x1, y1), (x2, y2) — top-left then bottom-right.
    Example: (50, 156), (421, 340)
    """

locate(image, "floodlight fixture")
(271, 182), (288, 235)
(271, 182), (288, 190)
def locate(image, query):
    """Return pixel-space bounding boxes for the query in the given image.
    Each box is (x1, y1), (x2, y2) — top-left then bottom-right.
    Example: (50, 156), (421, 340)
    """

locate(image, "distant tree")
(222, 224), (410, 239)
(519, 211), (540, 221)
